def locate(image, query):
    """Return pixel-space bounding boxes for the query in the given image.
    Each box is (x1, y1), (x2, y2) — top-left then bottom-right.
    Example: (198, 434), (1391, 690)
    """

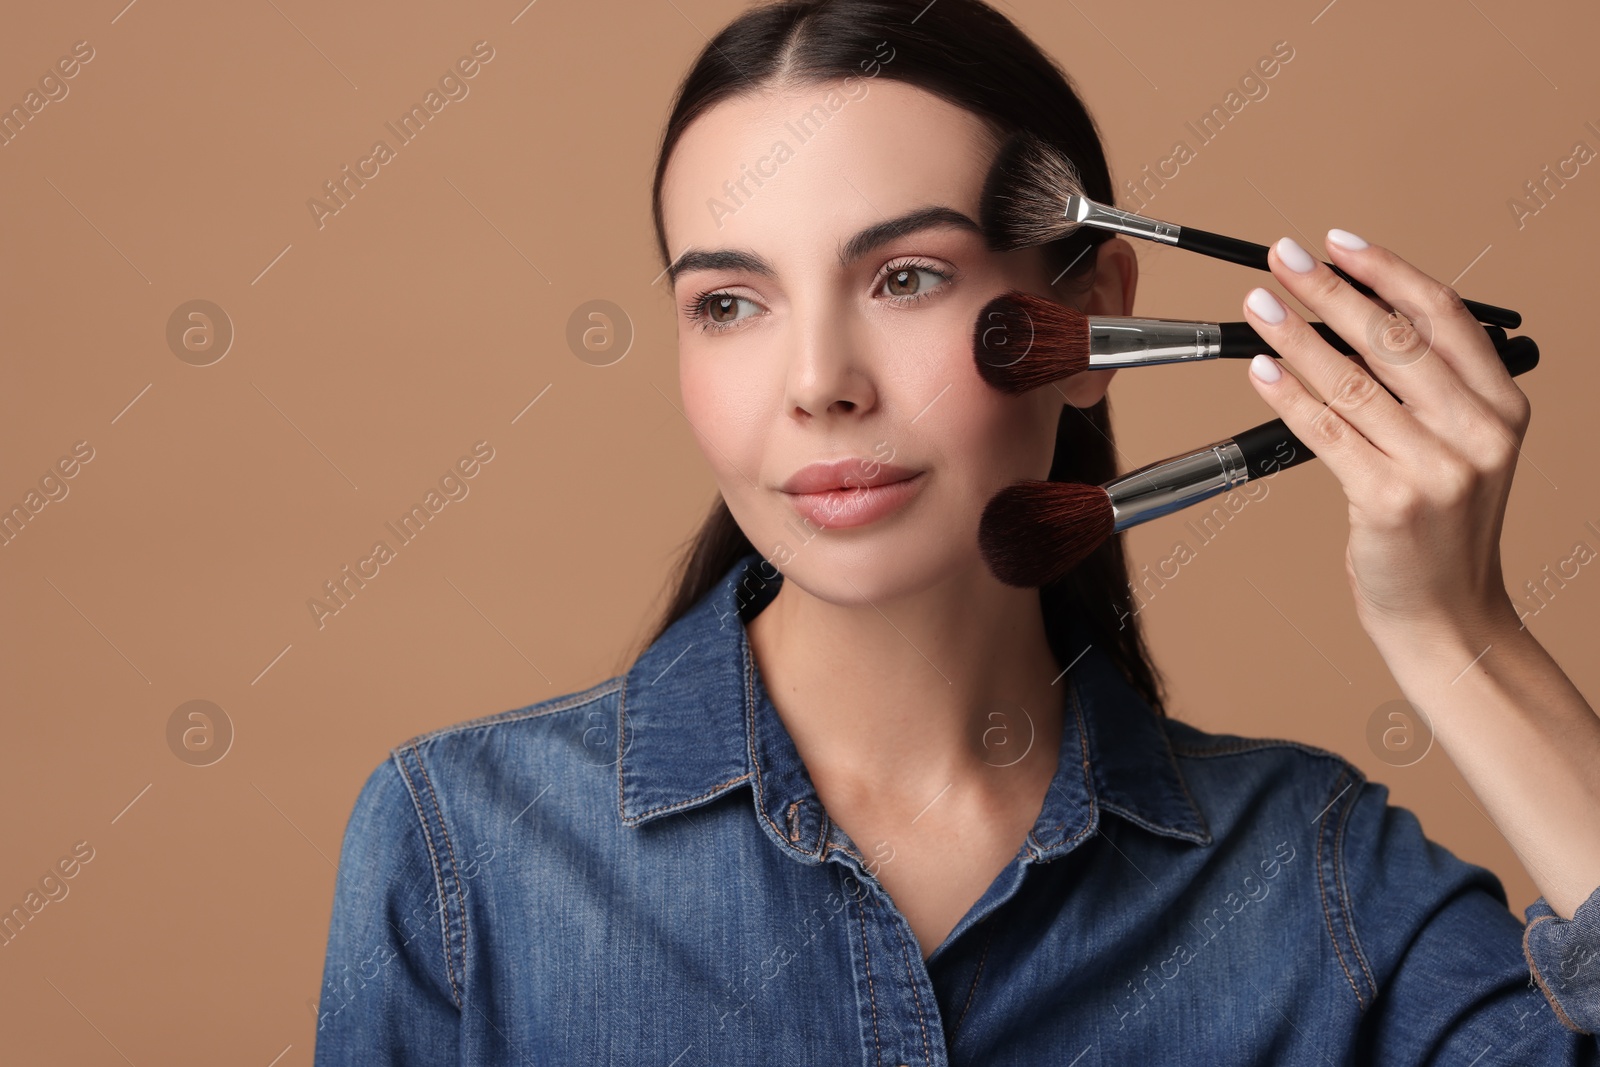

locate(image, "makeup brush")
(974, 291), (1526, 395)
(981, 131), (1521, 330)
(977, 334), (1540, 588)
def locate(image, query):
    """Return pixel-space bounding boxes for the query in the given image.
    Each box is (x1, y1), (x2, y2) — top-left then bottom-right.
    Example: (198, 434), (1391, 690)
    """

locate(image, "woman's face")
(659, 78), (1116, 601)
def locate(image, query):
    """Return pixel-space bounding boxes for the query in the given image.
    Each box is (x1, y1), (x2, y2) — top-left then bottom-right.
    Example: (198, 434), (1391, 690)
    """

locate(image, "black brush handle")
(1230, 335), (1539, 478)
(1178, 225), (1521, 330)
(1232, 418), (1317, 479)
(1217, 321), (1524, 367)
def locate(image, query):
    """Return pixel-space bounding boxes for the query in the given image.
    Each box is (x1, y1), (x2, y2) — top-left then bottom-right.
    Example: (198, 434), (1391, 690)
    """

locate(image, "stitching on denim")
(1098, 800), (1208, 845)
(409, 742), (470, 1012)
(1155, 720), (1213, 844)
(1169, 736), (1350, 765)
(884, 892), (933, 1065)
(1316, 767), (1364, 1008)
(741, 623), (833, 858)
(616, 671), (629, 825)
(632, 774), (753, 823)
(854, 883), (884, 1065)
(1332, 772), (1375, 996)
(615, 663), (750, 826)
(951, 918), (996, 1041)
(743, 639), (822, 857)
(391, 749), (464, 1009)
(741, 637), (766, 829)
(1030, 682), (1098, 855)
(744, 643), (788, 846)
(1085, 694), (1211, 843)
(820, 813), (866, 866)
(1523, 913), (1585, 1033)
(402, 677), (624, 749)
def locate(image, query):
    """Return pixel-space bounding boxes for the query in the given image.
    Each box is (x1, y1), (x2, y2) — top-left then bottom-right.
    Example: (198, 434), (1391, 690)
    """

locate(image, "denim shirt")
(313, 551), (1600, 1065)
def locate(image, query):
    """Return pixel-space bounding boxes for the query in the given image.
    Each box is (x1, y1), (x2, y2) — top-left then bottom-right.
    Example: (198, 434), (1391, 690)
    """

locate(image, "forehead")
(660, 78), (996, 264)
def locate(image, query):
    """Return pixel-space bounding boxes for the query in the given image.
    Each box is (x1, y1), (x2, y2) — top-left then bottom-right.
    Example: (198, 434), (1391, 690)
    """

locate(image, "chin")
(774, 532), (982, 602)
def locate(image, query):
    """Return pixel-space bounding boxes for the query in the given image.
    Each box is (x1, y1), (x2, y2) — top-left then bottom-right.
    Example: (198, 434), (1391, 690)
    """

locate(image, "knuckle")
(1372, 482), (1423, 527)
(1490, 440), (1520, 473)
(1328, 370), (1382, 413)
(1367, 309), (1426, 360)
(1308, 404), (1349, 447)
(1507, 388), (1532, 436)
(1434, 462), (1475, 507)
(1428, 281), (1468, 317)
(1468, 402), (1528, 471)
(1480, 430), (1521, 473)
(1307, 269), (1345, 303)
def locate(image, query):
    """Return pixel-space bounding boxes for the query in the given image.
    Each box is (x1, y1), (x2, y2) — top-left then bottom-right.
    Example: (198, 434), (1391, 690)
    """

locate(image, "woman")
(313, 1), (1600, 1062)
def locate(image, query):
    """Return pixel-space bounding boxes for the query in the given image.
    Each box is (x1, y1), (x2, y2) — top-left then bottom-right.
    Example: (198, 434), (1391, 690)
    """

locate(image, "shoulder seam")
(398, 676), (625, 750)
(1316, 765), (1377, 1011)
(1333, 773), (1377, 995)
(388, 749), (465, 1010)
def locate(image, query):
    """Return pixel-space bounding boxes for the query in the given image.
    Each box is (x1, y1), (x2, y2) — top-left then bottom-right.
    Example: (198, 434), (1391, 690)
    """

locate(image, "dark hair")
(634, 0), (1167, 715)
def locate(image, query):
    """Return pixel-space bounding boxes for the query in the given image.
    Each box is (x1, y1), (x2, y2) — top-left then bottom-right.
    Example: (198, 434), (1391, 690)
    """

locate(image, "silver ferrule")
(1104, 440), (1250, 531)
(1087, 317), (1221, 368)
(1064, 195), (1181, 245)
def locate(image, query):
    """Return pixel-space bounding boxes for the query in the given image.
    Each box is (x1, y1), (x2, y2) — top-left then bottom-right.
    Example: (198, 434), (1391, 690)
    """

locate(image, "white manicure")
(1247, 287), (1286, 324)
(1276, 237), (1316, 273)
(1250, 353), (1282, 383)
(1327, 228), (1368, 250)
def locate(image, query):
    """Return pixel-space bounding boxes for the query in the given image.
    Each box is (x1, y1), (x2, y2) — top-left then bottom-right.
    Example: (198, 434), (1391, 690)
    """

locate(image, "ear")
(1050, 237), (1139, 408)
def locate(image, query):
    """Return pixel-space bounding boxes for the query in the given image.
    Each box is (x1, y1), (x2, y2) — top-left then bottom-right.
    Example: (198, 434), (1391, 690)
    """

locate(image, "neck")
(743, 558), (1066, 810)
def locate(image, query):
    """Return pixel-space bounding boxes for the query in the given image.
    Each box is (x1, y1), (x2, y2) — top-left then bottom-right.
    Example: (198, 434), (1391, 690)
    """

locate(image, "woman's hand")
(1239, 230), (1531, 644)
(1241, 231), (1600, 924)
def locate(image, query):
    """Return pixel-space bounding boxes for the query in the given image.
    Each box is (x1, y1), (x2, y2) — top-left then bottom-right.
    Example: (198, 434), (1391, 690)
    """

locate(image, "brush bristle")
(980, 131), (1088, 252)
(978, 480), (1115, 588)
(973, 291), (1091, 395)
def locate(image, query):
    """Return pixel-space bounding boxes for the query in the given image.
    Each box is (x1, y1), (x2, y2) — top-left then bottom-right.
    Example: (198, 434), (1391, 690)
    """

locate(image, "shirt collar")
(617, 551), (1211, 854)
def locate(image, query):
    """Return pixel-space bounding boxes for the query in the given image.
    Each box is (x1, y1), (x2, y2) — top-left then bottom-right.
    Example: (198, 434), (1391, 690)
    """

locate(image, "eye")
(690, 292), (762, 329)
(878, 262), (950, 300)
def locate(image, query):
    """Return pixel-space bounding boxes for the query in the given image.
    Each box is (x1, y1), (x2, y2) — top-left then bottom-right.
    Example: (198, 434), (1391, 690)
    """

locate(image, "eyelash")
(683, 258), (956, 332)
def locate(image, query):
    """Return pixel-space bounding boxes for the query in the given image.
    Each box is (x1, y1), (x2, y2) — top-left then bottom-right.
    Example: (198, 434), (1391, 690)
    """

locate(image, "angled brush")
(981, 132), (1521, 330)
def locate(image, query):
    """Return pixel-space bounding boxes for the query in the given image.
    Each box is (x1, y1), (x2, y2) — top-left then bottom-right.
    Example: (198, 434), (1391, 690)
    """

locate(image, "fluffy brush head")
(973, 291), (1091, 395)
(979, 131), (1088, 252)
(978, 480), (1116, 588)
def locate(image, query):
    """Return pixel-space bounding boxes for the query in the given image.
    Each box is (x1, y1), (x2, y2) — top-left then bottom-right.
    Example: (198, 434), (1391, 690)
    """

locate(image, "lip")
(780, 459), (922, 495)
(779, 461), (925, 529)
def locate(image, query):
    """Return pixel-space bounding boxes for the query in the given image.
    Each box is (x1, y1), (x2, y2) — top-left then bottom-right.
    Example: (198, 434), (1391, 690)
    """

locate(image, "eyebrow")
(665, 205), (982, 285)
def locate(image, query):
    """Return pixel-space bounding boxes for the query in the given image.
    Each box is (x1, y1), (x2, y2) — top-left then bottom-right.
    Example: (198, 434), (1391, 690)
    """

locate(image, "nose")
(783, 297), (880, 421)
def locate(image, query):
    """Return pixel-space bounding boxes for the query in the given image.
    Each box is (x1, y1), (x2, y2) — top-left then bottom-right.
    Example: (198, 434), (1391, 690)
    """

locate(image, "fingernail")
(1275, 236), (1316, 273)
(1327, 228), (1368, 250)
(1250, 353), (1282, 383)
(1246, 287), (1286, 323)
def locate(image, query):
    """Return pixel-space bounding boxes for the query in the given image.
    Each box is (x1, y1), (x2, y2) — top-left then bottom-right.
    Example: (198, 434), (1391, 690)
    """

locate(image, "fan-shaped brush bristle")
(980, 131), (1088, 252)
(978, 480), (1115, 588)
(973, 291), (1091, 395)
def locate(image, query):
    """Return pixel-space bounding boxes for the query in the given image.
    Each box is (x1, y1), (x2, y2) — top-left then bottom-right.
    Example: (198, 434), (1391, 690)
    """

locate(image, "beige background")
(2, 0), (1595, 1060)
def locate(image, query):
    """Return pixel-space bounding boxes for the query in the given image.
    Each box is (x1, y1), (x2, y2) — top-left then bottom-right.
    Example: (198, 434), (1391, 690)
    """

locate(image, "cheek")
(893, 314), (1051, 466)
(938, 382), (1060, 484)
(678, 342), (769, 480)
